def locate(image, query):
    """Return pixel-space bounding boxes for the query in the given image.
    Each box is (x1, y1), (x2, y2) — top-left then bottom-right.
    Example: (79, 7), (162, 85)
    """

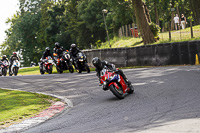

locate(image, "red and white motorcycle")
(99, 67), (134, 99)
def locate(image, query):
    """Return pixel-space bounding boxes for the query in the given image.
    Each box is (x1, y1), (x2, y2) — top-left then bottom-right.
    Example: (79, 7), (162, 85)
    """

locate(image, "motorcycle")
(74, 52), (90, 73)
(10, 60), (20, 76)
(53, 53), (63, 73)
(99, 67), (134, 99)
(61, 51), (74, 73)
(40, 56), (54, 74)
(0, 60), (9, 76)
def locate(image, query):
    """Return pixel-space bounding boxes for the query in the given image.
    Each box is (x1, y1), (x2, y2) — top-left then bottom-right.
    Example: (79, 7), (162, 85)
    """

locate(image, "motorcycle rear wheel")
(110, 84), (124, 99)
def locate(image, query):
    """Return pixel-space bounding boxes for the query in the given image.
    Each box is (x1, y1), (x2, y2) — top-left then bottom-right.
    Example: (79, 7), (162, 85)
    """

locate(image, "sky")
(0, 0), (19, 45)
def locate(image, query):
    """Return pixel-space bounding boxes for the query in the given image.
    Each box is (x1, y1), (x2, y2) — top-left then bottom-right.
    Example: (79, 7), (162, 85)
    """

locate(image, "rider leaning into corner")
(92, 57), (132, 90)
(69, 44), (81, 65)
(9, 52), (20, 75)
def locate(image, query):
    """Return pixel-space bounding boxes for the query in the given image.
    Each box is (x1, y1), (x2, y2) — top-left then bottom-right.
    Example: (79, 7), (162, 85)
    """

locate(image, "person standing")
(181, 14), (186, 29)
(174, 14), (179, 30)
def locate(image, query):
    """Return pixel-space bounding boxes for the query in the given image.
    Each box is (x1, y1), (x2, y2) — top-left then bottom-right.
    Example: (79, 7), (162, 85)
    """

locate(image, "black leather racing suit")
(95, 61), (130, 85)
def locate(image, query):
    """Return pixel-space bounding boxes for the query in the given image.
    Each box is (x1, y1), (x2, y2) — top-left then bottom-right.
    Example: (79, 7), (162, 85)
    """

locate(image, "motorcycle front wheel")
(84, 63), (90, 73)
(3, 68), (7, 76)
(13, 67), (18, 76)
(127, 84), (134, 94)
(109, 84), (124, 99)
(48, 65), (52, 74)
(68, 64), (74, 73)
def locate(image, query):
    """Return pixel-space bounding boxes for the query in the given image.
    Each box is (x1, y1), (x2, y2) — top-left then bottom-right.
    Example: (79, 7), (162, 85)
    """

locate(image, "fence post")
(169, 22), (171, 41)
(190, 19), (194, 38)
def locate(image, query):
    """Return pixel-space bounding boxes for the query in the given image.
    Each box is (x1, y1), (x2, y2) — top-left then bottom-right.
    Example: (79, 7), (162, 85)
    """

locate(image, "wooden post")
(126, 25), (128, 37)
(190, 19), (194, 38)
(169, 22), (171, 41)
(122, 26), (124, 37)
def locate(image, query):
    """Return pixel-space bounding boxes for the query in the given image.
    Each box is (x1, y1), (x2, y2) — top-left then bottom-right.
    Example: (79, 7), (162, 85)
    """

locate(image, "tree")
(132, 0), (155, 44)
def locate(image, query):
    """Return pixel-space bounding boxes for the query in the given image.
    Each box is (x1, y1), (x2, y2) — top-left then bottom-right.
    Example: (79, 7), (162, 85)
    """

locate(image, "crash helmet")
(2, 55), (7, 60)
(71, 44), (77, 49)
(13, 52), (17, 57)
(92, 57), (102, 68)
(55, 42), (60, 48)
(45, 47), (50, 53)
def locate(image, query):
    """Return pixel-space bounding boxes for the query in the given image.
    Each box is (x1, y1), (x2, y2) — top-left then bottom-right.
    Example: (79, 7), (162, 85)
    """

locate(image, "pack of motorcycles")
(1, 51), (134, 99)
(0, 59), (20, 77)
(39, 51), (90, 75)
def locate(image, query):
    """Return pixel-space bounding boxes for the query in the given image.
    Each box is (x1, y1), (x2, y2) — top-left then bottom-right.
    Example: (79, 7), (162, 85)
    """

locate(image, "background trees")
(0, 0), (199, 66)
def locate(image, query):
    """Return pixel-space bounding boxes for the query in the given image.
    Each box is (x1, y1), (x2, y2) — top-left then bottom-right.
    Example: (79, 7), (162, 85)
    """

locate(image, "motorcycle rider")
(69, 44), (81, 66)
(53, 42), (65, 58)
(1, 55), (9, 62)
(92, 57), (131, 89)
(40, 47), (54, 68)
(9, 52), (20, 75)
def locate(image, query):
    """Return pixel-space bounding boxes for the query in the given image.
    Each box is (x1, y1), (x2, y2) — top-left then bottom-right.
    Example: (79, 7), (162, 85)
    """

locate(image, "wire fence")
(119, 21), (200, 42)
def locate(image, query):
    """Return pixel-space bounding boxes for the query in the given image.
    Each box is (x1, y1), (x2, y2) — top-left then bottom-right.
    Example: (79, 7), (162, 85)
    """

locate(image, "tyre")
(56, 66), (63, 74)
(127, 84), (134, 94)
(109, 84), (124, 99)
(40, 68), (45, 75)
(85, 63), (90, 73)
(77, 69), (82, 73)
(13, 67), (18, 76)
(3, 68), (7, 76)
(69, 65), (74, 73)
(48, 65), (52, 74)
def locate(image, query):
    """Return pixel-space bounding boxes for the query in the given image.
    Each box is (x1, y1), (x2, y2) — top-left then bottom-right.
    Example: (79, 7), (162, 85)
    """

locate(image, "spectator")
(181, 14), (186, 29)
(174, 14), (179, 30)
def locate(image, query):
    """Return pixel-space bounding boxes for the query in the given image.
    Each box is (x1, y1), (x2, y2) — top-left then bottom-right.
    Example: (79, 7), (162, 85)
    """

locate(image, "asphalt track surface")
(0, 66), (200, 133)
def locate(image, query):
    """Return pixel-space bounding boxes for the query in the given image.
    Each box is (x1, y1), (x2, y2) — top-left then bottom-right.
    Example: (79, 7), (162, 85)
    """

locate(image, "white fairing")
(12, 60), (20, 68)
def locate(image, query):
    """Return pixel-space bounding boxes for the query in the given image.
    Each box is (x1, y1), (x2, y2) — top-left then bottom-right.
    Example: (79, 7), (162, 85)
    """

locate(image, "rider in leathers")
(9, 52), (20, 75)
(53, 42), (65, 58)
(92, 57), (131, 90)
(1, 55), (9, 62)
(40, 47), (54, 69)
(69, 44), (81, 67)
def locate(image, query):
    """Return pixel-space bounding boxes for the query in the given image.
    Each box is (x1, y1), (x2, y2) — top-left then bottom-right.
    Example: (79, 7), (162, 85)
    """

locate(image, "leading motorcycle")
(99, 67), (134, 99)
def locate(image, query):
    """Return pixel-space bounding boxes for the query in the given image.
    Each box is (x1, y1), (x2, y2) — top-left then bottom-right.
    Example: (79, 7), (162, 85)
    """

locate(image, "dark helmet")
(2, 55), (7, 59)
(45, 47), (50, 53)
(55, 42), (60, 48)
(13, 52), (17, 57)
(92, 57), (102, 68)
(71, 44), (77, 49)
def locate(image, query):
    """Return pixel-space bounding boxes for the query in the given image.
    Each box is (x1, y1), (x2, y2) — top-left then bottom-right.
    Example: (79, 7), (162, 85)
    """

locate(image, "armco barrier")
(83, 40), (200, 67)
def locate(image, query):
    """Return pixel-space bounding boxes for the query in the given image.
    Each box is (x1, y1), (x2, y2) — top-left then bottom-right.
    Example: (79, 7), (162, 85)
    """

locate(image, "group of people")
(41, 42), (132, 90)
(1, 42), (132, 89)
(174, 13), (187, 30)
(0, 52), (20, 75)
(40, 42), (81, 68)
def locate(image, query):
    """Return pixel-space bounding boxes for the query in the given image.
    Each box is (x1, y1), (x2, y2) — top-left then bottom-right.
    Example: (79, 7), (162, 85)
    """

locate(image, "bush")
(149, 22), (160, 38)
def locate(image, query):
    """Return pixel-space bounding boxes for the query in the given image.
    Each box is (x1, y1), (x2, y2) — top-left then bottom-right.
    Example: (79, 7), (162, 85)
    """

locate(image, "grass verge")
(0, 88), (60, 129)
(99, 25), (200, 48)
(18, 66), (96, 76)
